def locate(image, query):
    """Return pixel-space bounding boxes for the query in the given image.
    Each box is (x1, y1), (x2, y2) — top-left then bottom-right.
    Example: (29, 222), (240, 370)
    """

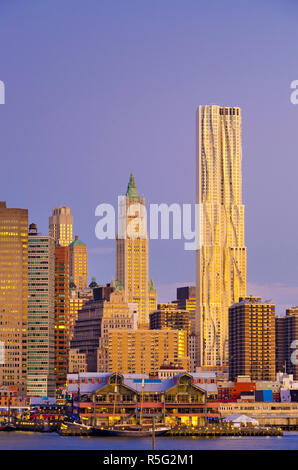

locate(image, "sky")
(0, 0), (297, 313)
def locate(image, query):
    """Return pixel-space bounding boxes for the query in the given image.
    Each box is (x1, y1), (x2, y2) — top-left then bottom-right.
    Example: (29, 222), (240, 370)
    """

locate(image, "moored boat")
(0, 423), (16, 432)
(92, 424), (170, 437)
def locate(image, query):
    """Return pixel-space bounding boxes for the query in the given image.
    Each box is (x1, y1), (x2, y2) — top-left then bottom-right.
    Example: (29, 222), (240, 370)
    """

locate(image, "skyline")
(0, 0), (298, 314)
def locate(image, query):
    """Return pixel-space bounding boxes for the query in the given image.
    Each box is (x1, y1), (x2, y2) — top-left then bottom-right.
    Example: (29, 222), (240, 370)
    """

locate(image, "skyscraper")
(54, 246), (70, 394)
(196, 105), (247, 367)
(0, 202), (28, 395)
(69, 236), (88, 291)
(229, 297), (275, 381)
(49, 206), (73, 247)
(27, 224), (55, 397)
(116, 174), (157, 326)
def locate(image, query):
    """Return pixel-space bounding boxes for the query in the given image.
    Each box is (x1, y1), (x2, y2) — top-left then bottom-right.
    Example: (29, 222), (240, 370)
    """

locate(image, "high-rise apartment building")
(55, 246), (70, 393)
(276, 307), (298, 379)
(196, 105), (247, 368)
(49, 206), (73, 247)
(229, 297), (275, 381)
(116, 174), (157, 326)
(27, 224), (55, 397)
(0, 202), (28, 395)
(69, 236), (88, 291)
(107, 329), (189, 375)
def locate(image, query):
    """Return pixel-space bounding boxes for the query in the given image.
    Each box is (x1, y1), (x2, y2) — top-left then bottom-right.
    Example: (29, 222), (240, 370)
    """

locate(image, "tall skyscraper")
(49, 206), (73, 247)
(0, 202), (28, 395)
(54, 246), (70, 394)
(116, 174), (157, 326)
(27, 224), (55, 397)
(229, 297), (275, 381)
(196, 105), (247, 368)
(69, 236), (88, 291)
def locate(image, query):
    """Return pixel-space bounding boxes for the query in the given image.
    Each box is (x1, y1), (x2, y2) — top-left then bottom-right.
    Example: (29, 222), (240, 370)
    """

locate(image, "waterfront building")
(106, 329), (189, 375)
(219, 401), (298, 427)
(196, 105), (247, 368)
(276, 307), (298, 379)
(27, 224), (55, 397)
(0, 385), (28, 407)
(55, 246), (70, 393)
(69, 236), (88, 291)
(116, 173), (157, 326)
(0, 202), (28, 395)
(149, 303), (190, 333)
(229, 296), (275, 381)
(67, 371), (218, 427)
(49, 206), (73, 247)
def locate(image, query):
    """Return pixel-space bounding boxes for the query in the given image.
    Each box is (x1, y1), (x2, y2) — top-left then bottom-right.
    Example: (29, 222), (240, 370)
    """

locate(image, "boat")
(0, 423), (16, 432)
(93, 423), (170, 437)
(59, 420), (93, 436)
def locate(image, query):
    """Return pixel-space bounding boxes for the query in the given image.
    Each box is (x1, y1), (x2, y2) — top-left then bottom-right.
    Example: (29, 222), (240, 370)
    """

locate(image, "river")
(0, 431), (297, 450)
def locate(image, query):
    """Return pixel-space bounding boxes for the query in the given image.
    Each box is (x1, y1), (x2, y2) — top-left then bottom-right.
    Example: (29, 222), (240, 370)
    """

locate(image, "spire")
(126, 172), (140, 202)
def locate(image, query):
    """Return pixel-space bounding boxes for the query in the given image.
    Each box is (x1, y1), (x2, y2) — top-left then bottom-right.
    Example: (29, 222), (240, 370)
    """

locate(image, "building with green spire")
(126, 172), (140, 203)
(116, 174), (157, 326)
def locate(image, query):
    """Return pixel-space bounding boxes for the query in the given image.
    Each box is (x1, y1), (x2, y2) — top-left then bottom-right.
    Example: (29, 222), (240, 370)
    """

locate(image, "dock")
(167, 425), (283, 437)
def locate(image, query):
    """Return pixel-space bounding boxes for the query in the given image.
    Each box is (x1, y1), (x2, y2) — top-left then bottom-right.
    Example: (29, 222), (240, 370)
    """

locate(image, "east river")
(0, 431), (298, 450)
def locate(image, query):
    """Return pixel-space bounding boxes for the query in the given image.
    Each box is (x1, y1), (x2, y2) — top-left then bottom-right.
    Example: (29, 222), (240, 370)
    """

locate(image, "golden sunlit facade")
(116, 174), (157, 326)
(68, 349), (87, 373)
(69, 236), (88, 291)
(0, 202), (28, 395)
(196, 105), (247, 368)
(229, 297), (276, 381)
(27, 224), (55, 397)
(69, 291), (88, 341)
(49, 206), (73, 247)
(107, 329), (189, 375)
(55, 246), (70, 393)
(97, 288), (138, 372)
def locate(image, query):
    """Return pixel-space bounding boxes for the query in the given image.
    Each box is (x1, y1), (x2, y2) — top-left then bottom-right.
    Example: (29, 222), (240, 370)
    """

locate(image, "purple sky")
(0, 0), (298, 313)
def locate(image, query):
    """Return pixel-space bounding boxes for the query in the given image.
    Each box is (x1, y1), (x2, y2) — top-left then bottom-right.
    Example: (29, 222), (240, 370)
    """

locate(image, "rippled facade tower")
(196, 105), (247, 367)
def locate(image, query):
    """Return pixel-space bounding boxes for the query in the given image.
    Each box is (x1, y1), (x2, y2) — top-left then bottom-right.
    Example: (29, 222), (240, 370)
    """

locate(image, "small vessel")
(59, 420), (92, 436)
(95, 423), (170, 437)
(0, 422), (16, 432)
